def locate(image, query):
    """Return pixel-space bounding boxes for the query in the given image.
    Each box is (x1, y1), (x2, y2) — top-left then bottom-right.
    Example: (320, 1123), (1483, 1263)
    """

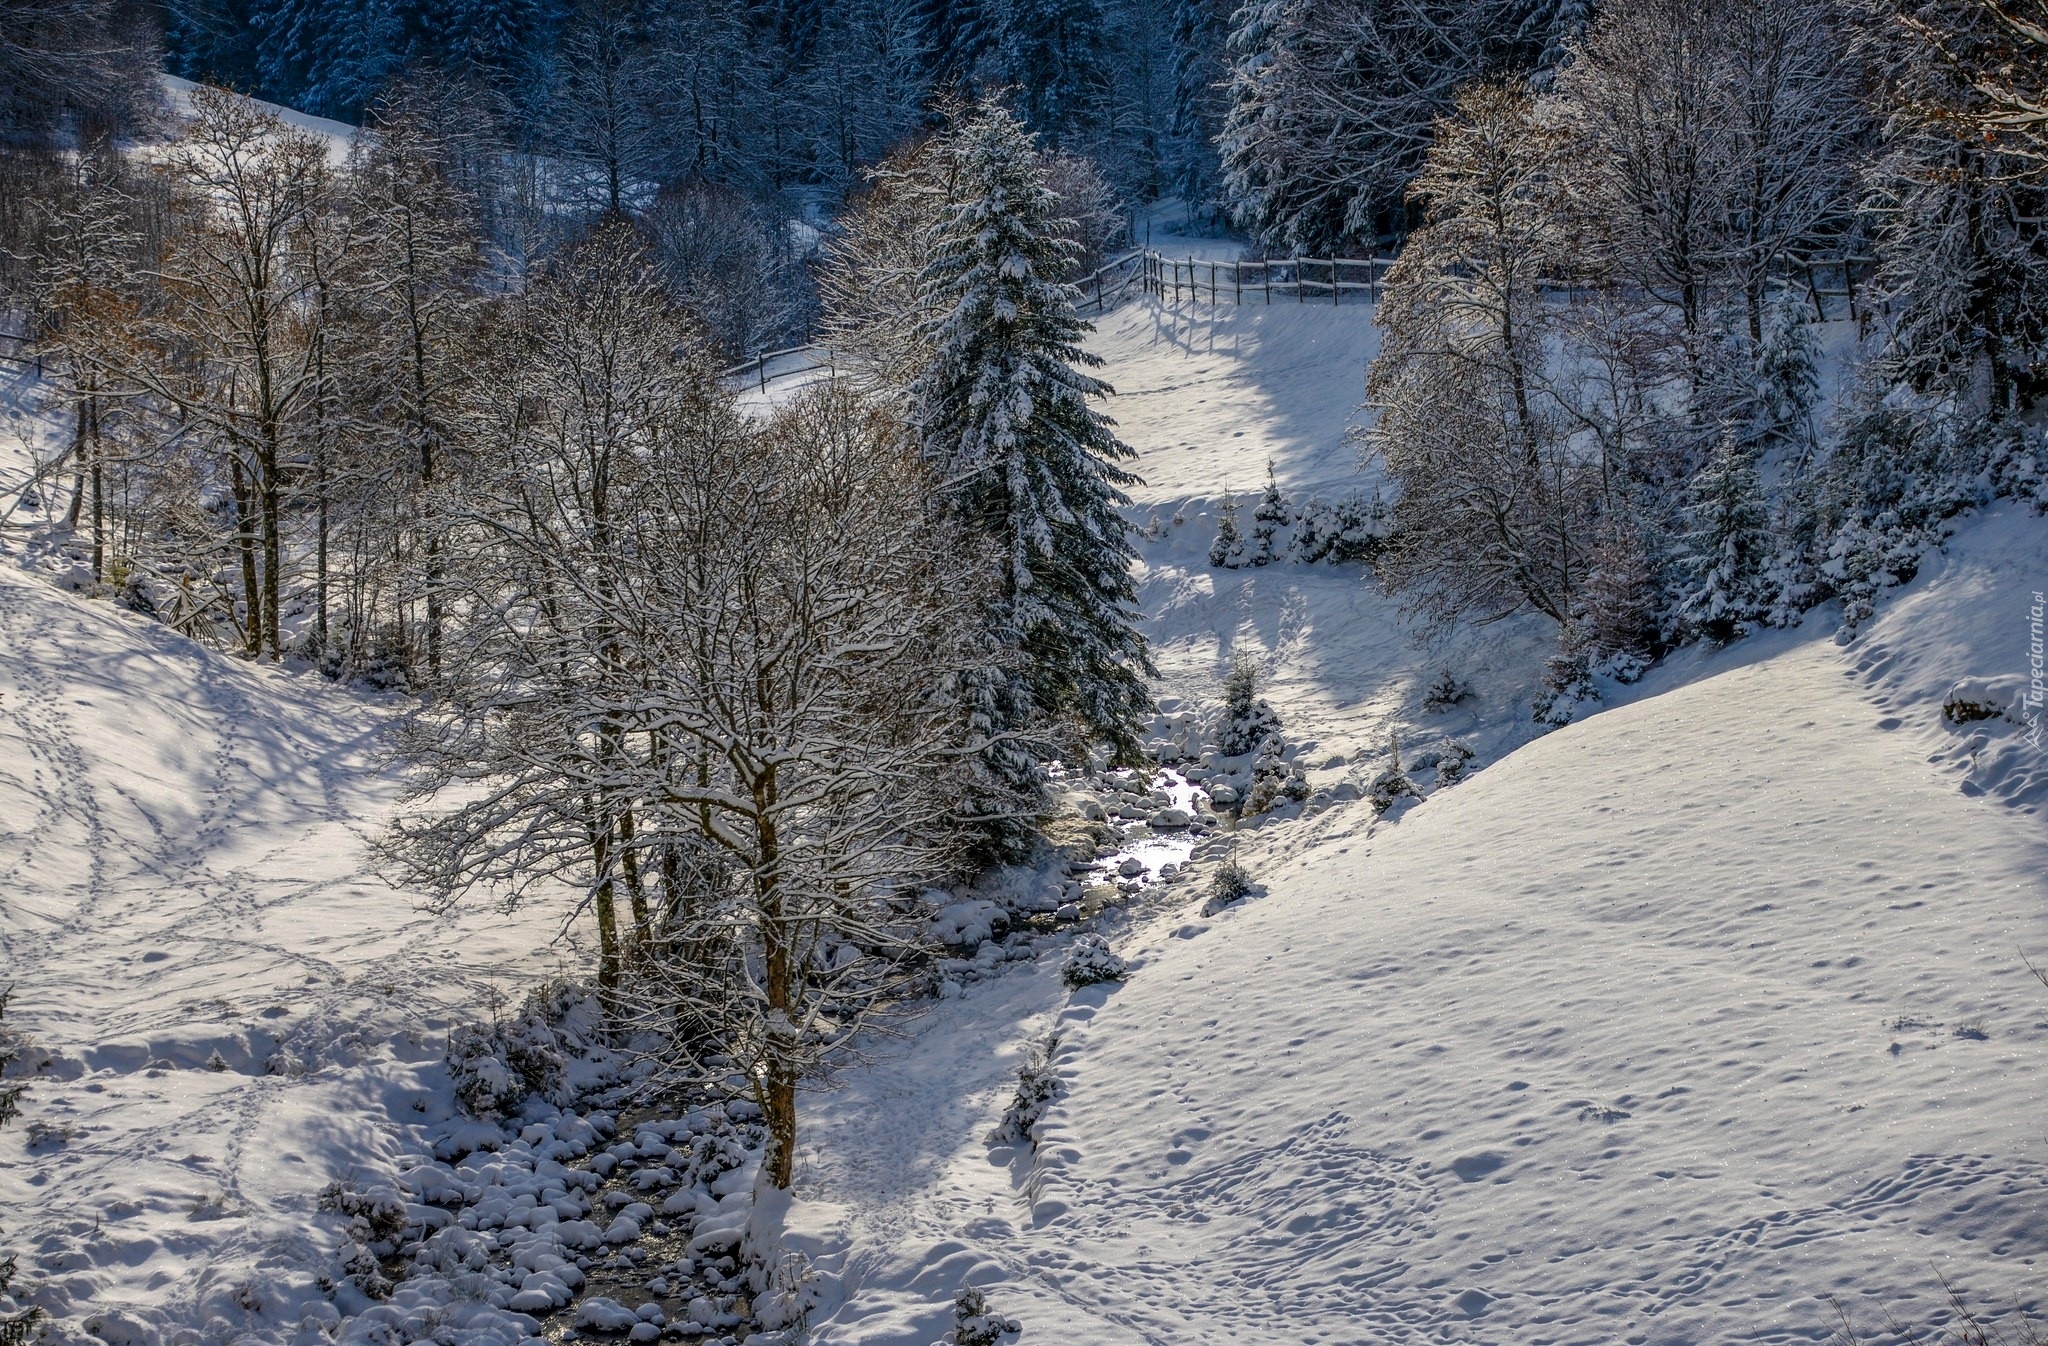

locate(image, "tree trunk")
(258, 433), (282, 660)
(229, 454), (262, 654)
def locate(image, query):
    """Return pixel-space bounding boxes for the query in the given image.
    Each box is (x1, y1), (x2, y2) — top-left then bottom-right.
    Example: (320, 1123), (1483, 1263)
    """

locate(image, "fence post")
(1209, 260), (1217, 304)
(758, 353), (766, 392)
(1295, 259), (1302, 304)
(1331, 258), (1339, 307)
(1264, 260), (1271, 305)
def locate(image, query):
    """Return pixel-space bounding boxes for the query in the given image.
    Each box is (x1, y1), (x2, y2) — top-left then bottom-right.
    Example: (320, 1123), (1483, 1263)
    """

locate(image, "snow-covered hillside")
(0, 469), (565, 1332)
(777, 285), (2048, 1344)
(4, 254), (2044, 1346)
(796, 500), (2048, 1345)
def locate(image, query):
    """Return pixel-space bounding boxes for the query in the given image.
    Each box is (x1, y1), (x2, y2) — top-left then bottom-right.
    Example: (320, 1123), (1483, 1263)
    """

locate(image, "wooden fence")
(1141, 252), (1399, 306)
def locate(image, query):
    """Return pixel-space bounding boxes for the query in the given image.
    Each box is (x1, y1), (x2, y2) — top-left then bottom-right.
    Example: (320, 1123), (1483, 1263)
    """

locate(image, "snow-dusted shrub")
(947, 1284), (1021, 1346)
(0, 1250), (40, 1346)
(1368, 738), (1422, 814)
(0, 987), (26, 1130)
(1209, 492), (1249, 568)
(1202, 857), (1256, 915)
(1532, 646), (1599, 728)
(1806, 405), (1981, 634)
(1430, 741), (1476, 786)
(320, 1177), (408, 1300)
(1244, 745), (1308, 814)
(986, 1033), (1062, 1146)
(1291, 492), (1387, 564)
(1421, 667), (1469, 712)
(1061, 934), (1126, 988)
(447, 981), (597, 1120)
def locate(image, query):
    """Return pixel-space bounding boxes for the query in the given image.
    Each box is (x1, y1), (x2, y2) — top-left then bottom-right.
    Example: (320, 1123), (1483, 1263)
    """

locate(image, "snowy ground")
(794, 504), (2048, 1346)
(0, 366), (572, 1339)
(782, 288), (2048, 1343)
(4, 235), (2045, 1346)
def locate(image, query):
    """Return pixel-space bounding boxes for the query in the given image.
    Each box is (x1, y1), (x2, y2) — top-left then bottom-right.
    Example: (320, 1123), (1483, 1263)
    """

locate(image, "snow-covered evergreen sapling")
(1368, 733), (1421, 813)
(947, 1284), (1021, 1346)
(0, 987), (23, 1131)
(1679, 435), (1775, 643)
(1433, 740), (1476, 785)
(1209, 490), (1248, 568)
(1532, 639), (1599, 727)
(1062, 933), (1127, 987)
(1249, 461), (1288, 565)
(1422, 666), (1469, 711)
(907, 100), (1154, 768)
(1753, 291), (1820, 458)
(0, 987), (36, 1346)
(1217, 651), (1283, 757)
(1202, 856), (1256, 915)
(986, 1032), (1063, 1146)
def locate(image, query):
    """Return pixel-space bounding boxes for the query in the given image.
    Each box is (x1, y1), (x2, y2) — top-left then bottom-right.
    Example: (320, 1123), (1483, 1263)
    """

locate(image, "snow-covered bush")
(447, 982), (598, 1120)
(320, 1177), (409, 1300)
(1430, 740), (1476, 786)
(1244, 743), (1309, 814)
(986, 1033), (1062, 1146)
(1209, 491), (1248, 568)
(1368, 736), (1421, 814)
(1290, 491), (1387, 564)
(1062, 934), (1127, 988)
(1202, 857), (1256, 915)
(0, 987), (33, 1346)
(1421, 667), (1469, 712)
(946, 1284), (1021, 1346)
(1533, 646), (1599, 728)
(0, 987), (26, 1131)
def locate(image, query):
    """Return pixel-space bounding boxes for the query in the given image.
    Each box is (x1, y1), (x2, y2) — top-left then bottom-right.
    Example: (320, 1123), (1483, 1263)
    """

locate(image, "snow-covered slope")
(0, 558), (562, 1338)
(1095, 294), (1555, 801)
(787, 286), (2048, 1344)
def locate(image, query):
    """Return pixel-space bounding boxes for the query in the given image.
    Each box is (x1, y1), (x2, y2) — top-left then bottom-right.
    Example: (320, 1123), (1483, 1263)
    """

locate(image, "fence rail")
(1141, 252), (1400, 307)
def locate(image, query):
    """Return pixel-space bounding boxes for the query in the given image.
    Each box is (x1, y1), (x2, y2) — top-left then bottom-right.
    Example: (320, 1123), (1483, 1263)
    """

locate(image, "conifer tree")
(1208, 490), (1246, 568)
(908, 100), (1154, 764)
(1249, 460), (1287, 565)
(1679, 436), (1774, 642)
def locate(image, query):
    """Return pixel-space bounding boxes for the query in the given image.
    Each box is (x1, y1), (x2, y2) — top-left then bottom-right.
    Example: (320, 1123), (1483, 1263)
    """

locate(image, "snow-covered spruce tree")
(948, 1284), (1021, 1346)
(908, 101), (1155, 768)
(1216, 650), (1283, 756)
(1679, 436), (1775, 643)
(1752, 292), (1821, 458)
(1364, 80), (1590, 630)
(1249, 461), (1287, 565)
(1208, 490), (1247, 568)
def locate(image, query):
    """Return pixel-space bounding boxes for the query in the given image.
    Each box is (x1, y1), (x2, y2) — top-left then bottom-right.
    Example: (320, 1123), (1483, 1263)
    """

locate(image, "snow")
(0, 384), (569, 1337)
(160, 75), (361, 163)
(4, 198), (2045, 1346)
(779, 292), (2048, 1343)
